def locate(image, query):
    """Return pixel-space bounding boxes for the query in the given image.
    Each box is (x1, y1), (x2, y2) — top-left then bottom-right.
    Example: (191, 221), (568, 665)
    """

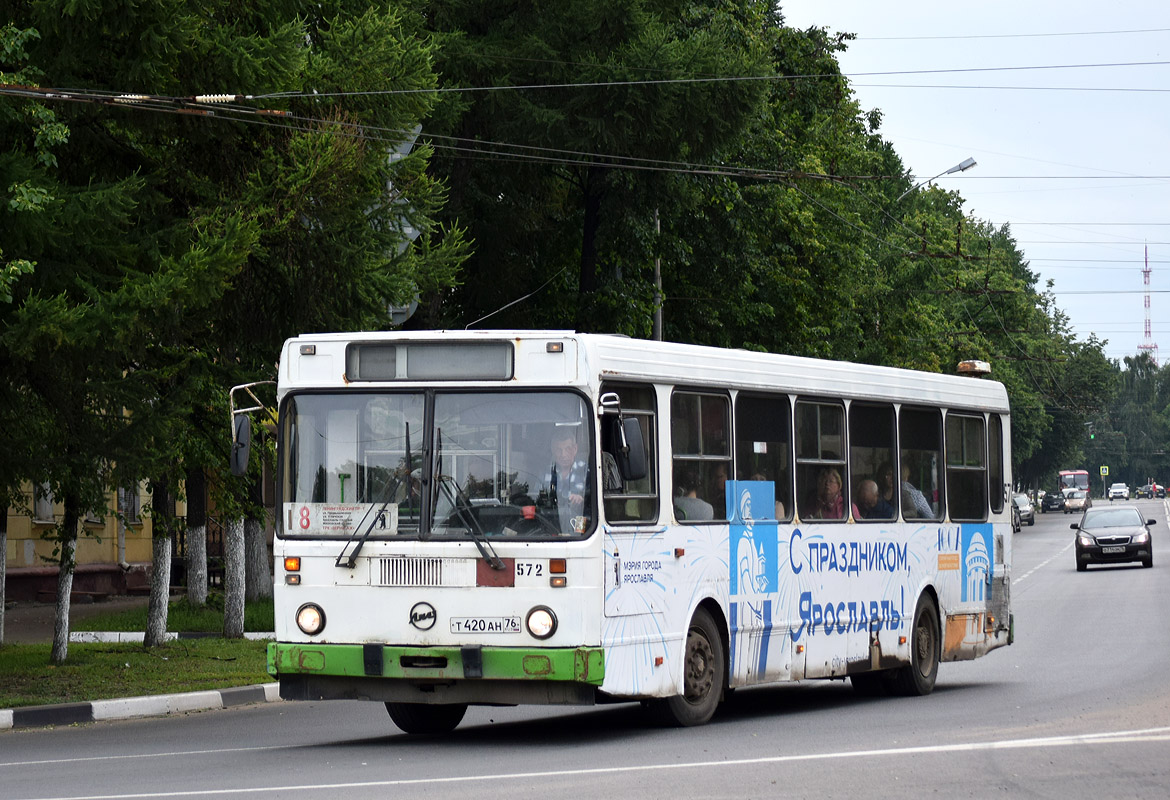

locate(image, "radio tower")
(1138, 245), (1159, 365)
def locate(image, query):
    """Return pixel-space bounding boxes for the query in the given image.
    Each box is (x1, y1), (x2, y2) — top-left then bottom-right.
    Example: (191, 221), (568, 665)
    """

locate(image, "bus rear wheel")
(890, 594), (940, 696)
(385, 702), (468, 734)
(649, 607), (725, 727)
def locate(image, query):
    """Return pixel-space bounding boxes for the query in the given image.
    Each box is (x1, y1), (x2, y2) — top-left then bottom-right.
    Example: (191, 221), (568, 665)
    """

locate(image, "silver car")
(1012, 493), (1035, 526)
(1064, 490), (1091, 514)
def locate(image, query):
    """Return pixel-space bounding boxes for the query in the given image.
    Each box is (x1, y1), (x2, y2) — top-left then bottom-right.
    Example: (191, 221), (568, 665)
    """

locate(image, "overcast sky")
(781, 2), (1170, 364)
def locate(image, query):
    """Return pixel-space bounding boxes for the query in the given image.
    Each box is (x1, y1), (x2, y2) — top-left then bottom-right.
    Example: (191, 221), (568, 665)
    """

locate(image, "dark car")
(1135, 484), (1154, 499)
(1041, 491), (1065, 513)
(1072, 505), (1155, 571)
(1157, 484), (1166, 499)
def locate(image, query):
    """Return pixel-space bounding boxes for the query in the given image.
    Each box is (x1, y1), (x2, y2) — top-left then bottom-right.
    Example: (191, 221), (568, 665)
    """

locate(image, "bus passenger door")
(602, 525), (675, 696)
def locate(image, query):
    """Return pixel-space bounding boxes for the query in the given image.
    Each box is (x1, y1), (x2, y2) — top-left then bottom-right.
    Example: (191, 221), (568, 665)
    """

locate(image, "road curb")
(1, 683), (280, 731)
(69, 631), (275, 643)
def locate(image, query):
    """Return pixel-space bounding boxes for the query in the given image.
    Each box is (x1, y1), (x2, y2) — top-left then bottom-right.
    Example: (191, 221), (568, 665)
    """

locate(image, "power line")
(250, 59), (1170, 99)
(857, 27), (1170, 41)
(854, 82), (1170, 93)
(1051, 290), (1170, 294)
(1029, 258), (1170, 263)
(937, 176), (1170, 180)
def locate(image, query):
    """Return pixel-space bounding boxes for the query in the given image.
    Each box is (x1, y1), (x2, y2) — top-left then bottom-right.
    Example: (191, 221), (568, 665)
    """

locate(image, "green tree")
(424, 0), (773, 332)
(2, 2), (467, 655)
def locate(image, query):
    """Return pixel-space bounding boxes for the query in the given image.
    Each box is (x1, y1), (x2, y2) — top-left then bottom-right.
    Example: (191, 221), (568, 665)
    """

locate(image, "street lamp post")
(896, 157), (977, 202)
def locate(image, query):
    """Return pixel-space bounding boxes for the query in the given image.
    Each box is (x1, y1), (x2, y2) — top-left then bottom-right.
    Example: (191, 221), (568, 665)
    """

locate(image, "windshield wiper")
(335, 423), (410, 569)
(434, 428), (506, 570)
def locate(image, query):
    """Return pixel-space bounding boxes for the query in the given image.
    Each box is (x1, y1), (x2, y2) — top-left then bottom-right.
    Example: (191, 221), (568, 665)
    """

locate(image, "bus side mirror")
(230, 415), (252, 477)
(616, 417), (648, 482)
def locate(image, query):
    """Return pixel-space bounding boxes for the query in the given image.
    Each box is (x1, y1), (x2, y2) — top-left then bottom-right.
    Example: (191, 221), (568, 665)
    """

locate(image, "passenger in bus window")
(748, 472), (785, 519)
(601, 450), (623, 494)
(804, 467), (845, 520)
(674, 470), (713, 521)
(541, 427), (588, 532)
(709, 462), (729, 518)
(900, 464), (933, 519)
(877, 462), (897, 507)
(852, 479), (895, 521)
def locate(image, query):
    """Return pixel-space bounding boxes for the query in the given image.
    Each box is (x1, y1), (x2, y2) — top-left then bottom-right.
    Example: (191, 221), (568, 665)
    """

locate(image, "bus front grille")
(377, 556), (475, 587)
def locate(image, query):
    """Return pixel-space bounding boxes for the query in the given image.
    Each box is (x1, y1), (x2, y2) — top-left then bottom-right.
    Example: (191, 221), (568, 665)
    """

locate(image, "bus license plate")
(450, 616), (521, 634)
(1101, 545), (1126, 554)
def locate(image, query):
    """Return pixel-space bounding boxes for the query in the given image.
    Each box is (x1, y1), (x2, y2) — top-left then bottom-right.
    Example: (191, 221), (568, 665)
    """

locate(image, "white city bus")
(239, 330), (1013, 733)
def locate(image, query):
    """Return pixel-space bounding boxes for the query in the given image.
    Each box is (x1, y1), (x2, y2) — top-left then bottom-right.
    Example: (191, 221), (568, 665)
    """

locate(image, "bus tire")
(890, 594), (940, 697)
(385, 702), (467, 734)
(649, 607), (725, 727)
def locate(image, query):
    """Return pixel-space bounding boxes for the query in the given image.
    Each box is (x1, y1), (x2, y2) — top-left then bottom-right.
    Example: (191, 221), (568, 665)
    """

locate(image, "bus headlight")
(526, 606), (557, 640)
(296, 603), (326, 636)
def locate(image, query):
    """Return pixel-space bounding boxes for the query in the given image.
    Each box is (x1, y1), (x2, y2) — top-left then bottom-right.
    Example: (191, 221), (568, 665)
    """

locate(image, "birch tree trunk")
(244, 475), (271, 602)
(223, 516), (245, 638)
(185, 467), (208, 606)
(145, 533), (172, 646)
(244, 513), (272, 602)
(145, 480), (173, 647)
(50, 510), (78, 664)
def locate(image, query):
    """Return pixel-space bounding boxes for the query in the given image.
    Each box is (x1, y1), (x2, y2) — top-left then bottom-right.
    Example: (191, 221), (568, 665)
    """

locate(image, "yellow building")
(4, 482), (174, 602)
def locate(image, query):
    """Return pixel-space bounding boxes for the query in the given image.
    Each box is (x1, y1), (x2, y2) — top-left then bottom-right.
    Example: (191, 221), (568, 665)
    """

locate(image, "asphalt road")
(3, 501), (1169, 800)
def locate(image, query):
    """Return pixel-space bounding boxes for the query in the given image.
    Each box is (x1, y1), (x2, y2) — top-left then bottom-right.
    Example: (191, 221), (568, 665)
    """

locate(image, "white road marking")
(8, 726), (1170, 800)
(1015, 540), (1073, 585)
(0, 745), (291, 769)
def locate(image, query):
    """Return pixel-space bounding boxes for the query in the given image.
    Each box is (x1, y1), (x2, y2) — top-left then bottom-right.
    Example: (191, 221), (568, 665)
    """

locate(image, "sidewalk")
(3, 594), (152, 644)
(1, 595), (279, 731)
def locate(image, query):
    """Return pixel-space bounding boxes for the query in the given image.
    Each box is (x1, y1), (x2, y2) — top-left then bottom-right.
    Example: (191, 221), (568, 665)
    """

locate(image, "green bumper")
(267, 642), (605, 686)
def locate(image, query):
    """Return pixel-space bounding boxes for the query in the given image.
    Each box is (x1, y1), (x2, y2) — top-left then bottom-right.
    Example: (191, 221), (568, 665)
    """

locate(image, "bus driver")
(541, 427), (588, 533)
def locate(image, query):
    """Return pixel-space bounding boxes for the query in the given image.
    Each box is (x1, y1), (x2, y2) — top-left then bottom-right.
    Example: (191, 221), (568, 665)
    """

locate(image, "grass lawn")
(72, 597), (275, 633)
(1, 598), (275, 709)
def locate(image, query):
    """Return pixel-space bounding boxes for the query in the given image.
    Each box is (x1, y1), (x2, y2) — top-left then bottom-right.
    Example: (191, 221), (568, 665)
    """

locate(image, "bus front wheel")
(649, 607), (725, 727)
(890, 594), (940, 697)
(385, 702), (468, 734)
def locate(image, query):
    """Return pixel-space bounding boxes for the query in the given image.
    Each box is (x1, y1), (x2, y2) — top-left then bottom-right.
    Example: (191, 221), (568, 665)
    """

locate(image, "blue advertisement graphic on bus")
(729, 481), (777, 595)
(728, 481), (778, 681)
(960, 523), (992, 602)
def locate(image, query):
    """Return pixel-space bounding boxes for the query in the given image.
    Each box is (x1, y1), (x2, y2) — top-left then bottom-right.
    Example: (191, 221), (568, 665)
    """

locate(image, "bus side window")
(795, 400), (847, 521)
(946, 413), (987, 521)
(671, 390), (731, 520)
(988, 415), (1005, 513)
(899, 407), (944, 520)
(600, 383), (658, 523)
(849, 402), (896, 522)
(735, 393), (792, 521)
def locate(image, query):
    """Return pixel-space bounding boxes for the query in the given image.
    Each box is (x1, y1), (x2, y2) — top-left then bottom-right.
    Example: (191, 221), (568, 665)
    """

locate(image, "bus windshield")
(1059, 470), (1089, 493)
(279, 390), (594, 540)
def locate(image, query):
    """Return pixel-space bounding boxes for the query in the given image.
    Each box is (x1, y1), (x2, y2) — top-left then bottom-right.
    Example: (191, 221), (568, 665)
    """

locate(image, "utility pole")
(652, 208), (663, 341)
